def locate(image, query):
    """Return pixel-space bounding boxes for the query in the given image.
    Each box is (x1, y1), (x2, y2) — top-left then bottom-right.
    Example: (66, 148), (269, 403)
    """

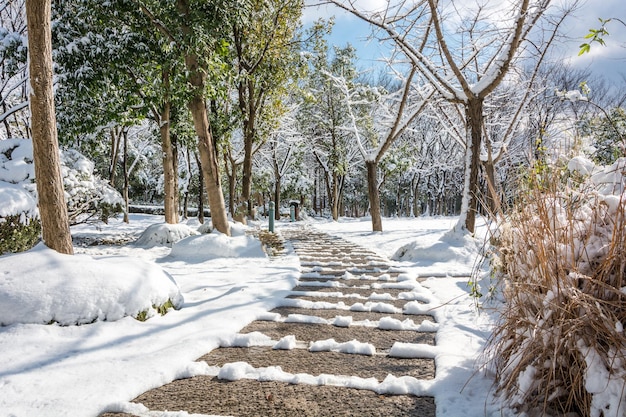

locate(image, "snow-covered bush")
(487, 157), (626, 417)
(134, 223), (199, 248)
(0, 139), (40, 253)
(60, 148), (124, 224)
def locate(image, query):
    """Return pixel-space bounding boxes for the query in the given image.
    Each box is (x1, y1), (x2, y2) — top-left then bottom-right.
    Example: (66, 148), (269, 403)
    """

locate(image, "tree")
(25, 0), (73, 254)
(300, 44), (362, 221)
(53, 0), (182, 225)
(330, 66), (433, 231)
(231, 0), (304, 219)
(331, 0), (561, 232)
(0, 0), (29, 140)
(173, 0), (231, 235)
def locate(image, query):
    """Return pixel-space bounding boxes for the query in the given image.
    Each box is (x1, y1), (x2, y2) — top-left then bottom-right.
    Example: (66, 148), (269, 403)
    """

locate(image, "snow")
(0, 243), (183, 326)
(134, 223), (200, 248)
(0, 214), (301, 416)
(273, 335), (297, 350)
(308, 338), (376, 356)
(389, 342), (437, 359)
(0, 209), (572, 417)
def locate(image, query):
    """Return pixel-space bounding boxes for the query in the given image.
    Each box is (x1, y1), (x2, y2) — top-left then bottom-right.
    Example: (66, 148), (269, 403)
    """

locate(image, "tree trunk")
(274, 177), (281, 221)
(122, 129), (129, 223)
(366, 161), (382, 232)
(182, 147), (192, 219)
(241, 125), (253, 217)
(227, 158), (237, 217)
(331, 173), (339, 221)
(461, 98), (484, 234)
(313, 174), (318, 215)
(177, 0), (229, 235)
(109, 128), (122, 186)
(194, 151), (205, 224)
(26, 0), (73, 255)
(160, 72), (179, 224)
(185, 70), (230, 235)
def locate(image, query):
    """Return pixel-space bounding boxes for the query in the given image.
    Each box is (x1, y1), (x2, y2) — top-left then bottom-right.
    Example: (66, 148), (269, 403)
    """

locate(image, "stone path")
(101, 225), (437, 417)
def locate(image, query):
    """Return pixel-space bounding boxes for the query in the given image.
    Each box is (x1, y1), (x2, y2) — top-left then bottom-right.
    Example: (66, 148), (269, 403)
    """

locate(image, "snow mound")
(0, 244), (183, 326)
(0, 182), (37, 219)
(392, 228), (479, 267)
(134, 223), (199, 248)
(169, 231), (265, 261)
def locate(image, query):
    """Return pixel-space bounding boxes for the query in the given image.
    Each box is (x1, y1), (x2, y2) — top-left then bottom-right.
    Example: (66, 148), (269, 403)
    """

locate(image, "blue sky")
(302, 0), (626, 85)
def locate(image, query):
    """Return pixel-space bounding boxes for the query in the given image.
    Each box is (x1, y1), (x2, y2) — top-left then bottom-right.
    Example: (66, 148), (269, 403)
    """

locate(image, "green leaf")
(578, 43), (590, 55)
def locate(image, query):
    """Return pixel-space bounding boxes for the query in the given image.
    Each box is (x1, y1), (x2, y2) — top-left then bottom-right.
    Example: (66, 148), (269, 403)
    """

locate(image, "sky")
(301, 0), (626, 85)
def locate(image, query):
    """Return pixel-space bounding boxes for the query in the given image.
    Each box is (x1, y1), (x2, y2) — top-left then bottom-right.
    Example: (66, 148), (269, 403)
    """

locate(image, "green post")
(269, 201), (275, 233)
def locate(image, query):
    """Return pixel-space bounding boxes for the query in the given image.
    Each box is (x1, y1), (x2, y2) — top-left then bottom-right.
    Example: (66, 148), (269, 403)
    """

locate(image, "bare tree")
(26, 0), (73, 254)
(330, 0), (565, 232)
(329, 66), (434, 231)
(1, 0), (30, 139)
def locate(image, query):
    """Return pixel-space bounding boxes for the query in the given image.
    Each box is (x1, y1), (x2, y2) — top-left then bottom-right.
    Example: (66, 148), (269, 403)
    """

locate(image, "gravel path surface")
(100, 225), (437, 417)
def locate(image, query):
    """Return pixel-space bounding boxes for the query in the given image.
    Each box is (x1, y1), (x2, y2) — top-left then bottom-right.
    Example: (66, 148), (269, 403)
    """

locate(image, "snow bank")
(392, 228), (480, 271)
(168, 230), (265, 261)
(0, 181), (37, 219)
(134, 223), (200, 248)
(0, 243), (183, 325)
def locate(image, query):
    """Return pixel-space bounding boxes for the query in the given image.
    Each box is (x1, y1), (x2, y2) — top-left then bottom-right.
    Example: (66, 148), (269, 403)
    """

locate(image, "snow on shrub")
(168, 225), (265, 261)
(487, 157), (626, 417)
(134, 223), (200, 248)
(0, 139), (123, 244)
(0, 243), (183, 326)
(60, 148), (124, 224)
(0, 139), (40, 253)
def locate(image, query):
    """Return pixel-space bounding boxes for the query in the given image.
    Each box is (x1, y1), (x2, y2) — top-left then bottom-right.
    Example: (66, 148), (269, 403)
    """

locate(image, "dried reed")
(486, 164), (626, 416)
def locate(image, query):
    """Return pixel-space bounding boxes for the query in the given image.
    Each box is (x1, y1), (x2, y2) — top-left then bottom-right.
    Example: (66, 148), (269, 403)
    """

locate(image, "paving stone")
(198, 347), (435, 381)
(292, 286), (410, 298)
(287, 295), (408, 309)
(131, 377), (436, 417)
(267, 306), (433, 322)
(240, 321), (435, 350)
(98, 226), (438, 417)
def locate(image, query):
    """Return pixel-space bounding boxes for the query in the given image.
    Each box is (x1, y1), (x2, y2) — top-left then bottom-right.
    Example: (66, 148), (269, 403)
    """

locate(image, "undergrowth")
(486, 159), (626, 416)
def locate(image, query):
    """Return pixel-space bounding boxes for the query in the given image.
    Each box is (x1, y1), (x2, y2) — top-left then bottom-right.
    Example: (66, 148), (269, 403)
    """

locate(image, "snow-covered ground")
(0, 214), (507, 417)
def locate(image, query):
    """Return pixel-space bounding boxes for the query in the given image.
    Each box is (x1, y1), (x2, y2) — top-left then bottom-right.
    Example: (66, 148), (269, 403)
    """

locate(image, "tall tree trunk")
(109, 127), (122, 185)
(331, 173), (339, 221)
(366, 161), (382, 232)
(182, 147), (192, 219)
(160, 71), (179, 224)
(226, 157), (237, 217)
(241, 126), (253, 217)
(274, 177), (281, 221)
(313, 174), (318, 215)
(460, 98), (484, 234)
(26, 0), (73, 255)
(122, 129), (129, 223)
(184, 67), (230, 235)
(178, 0), (229, 235)
(194, 151), (205, 224)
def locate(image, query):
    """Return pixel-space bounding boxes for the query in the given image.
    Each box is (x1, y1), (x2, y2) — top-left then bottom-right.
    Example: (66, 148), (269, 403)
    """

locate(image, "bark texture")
(26, 0), (73, 254)
(160, 97), (179, 224)
(177, 0), (230, 235)
(464, 98), (484, 234)
(366, 161), (382, 232)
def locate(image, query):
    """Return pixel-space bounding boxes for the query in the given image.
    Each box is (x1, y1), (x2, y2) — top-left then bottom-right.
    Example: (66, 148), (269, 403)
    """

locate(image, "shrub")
(0, 213), (41, 254)
(487, 158), (626, 417)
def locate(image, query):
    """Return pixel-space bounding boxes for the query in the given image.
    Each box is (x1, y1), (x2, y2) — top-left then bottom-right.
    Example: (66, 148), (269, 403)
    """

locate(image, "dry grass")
(486, 165), (626, 416)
